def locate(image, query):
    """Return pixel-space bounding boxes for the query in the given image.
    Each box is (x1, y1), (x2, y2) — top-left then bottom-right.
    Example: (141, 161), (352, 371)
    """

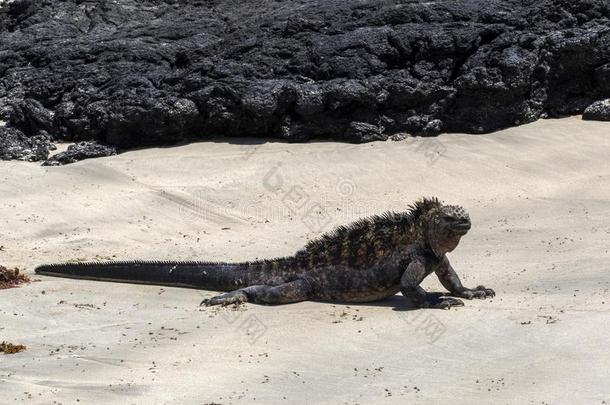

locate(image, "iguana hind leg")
(202, 279), (312, 306)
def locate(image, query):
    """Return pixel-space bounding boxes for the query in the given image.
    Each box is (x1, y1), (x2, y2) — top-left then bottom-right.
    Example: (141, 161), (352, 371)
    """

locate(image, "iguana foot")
(418, 293), (464, 309)
(201, 290), (248, 306)
(424, 296), (464, 309)
(453, 285), (495, 299)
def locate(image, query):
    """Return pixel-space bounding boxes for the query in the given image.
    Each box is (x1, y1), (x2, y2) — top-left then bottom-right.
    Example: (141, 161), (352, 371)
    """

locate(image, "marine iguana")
(35, 197), (494, 309)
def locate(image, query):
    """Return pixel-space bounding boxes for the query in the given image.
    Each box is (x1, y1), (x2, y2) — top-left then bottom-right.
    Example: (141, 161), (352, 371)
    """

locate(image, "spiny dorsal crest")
(407, 197), (442, 221)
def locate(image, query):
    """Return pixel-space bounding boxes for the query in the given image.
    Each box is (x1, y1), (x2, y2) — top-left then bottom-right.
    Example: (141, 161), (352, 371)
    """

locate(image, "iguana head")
(427, 203), (470, 255)
(409, 198), (471, 256)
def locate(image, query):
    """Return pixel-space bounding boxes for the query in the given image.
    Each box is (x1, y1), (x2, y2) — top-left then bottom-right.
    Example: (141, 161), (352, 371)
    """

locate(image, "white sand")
(0, 116), (609, 404)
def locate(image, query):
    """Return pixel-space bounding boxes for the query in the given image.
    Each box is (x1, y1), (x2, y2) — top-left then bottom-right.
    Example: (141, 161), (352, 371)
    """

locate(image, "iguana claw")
(422, 294), (465, 309)
(454, 285), (495, 299)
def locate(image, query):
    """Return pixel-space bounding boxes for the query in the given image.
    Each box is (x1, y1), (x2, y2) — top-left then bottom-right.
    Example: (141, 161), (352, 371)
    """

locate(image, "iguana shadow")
(312, 294), (421, 312)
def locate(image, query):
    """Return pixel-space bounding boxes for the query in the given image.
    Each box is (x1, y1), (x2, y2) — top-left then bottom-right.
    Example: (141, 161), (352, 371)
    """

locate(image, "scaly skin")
(35, 197), (494, 309)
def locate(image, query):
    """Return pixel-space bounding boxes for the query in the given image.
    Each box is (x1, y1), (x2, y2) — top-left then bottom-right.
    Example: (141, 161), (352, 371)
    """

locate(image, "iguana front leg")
(400, 261), (464, 309)
(435, 257), (495, 299)
(202, 279), (312, 306)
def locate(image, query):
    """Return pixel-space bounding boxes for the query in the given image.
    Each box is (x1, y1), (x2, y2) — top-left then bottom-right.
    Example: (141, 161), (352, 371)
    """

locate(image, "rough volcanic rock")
(43, 141), (118, 166)
(582, 99), (610, 121)
(344, 122), (387, 143)
(0, 126), (53, 161)
(0, 0), (609, 163)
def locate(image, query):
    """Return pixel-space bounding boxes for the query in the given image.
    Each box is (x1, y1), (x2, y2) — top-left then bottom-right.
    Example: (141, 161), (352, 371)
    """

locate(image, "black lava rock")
(42, 141), (118, 166)
(344, 122), (387, 143)
(421, 119), (444, 137)
(0, 0), (608, 163)
(0, 126), (52, 161)
(582, 99), (610, 121)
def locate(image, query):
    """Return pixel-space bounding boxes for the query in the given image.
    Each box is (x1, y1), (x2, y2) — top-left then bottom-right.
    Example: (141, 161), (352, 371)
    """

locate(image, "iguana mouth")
(453, 221), (471, 234)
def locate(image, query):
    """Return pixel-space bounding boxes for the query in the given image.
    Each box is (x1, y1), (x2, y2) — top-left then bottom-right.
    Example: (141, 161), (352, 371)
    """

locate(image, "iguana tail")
(34, 260), (284, 291)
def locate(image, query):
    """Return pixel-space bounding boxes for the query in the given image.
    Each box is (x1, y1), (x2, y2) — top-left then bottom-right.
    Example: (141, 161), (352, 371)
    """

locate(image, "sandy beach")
(0, 116), (609, 404)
